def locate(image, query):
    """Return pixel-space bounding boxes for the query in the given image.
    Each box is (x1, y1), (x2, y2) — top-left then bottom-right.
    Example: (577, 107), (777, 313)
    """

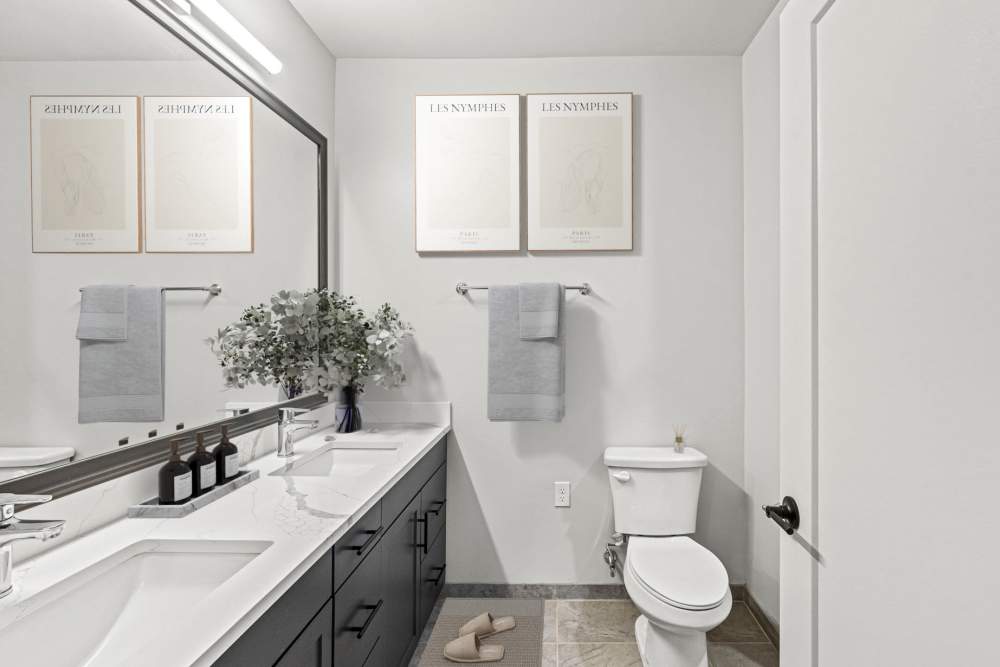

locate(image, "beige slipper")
(443, 633), (505, 663)
(458, 611), (517, 639)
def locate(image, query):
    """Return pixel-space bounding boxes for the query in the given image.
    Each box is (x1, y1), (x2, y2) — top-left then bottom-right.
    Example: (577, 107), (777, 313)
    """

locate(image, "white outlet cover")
(554, 481), (571, 507)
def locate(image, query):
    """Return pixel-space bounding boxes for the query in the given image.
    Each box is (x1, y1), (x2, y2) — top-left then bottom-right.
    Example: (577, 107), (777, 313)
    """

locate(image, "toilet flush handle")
(611, 470), (631, 483)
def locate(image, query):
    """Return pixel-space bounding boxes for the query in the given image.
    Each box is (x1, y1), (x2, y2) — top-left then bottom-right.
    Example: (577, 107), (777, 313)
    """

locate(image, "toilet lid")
(628, 536), (729, 611)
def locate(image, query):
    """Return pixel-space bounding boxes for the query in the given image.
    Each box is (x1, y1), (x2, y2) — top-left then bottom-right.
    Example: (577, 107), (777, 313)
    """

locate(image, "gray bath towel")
(79, 286), (164, 423)
(76, 285), (128, 341)
(519, 282), (562, 339)
(488, 285), (565, 422)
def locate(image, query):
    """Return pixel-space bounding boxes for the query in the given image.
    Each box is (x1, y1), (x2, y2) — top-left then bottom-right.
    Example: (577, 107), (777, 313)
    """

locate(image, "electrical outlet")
(554, 481), (571, 507)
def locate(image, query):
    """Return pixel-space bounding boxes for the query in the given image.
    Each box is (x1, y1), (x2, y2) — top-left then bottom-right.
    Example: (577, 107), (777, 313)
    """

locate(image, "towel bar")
(456, 282), (591, 296)
(78, 284), (222, 296)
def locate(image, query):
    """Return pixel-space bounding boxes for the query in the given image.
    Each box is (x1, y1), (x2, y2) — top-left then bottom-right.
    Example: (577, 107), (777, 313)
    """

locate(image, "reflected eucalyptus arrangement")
(209, 289), (412, 431)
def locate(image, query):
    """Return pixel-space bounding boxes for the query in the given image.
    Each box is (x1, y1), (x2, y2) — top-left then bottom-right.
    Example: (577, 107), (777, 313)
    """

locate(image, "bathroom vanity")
(215, 433), (448, 667)
(0, 409), (450, 667)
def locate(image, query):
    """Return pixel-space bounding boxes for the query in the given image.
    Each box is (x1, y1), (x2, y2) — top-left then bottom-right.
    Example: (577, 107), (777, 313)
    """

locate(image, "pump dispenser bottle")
(158, 441), (192, 505)
(187, 432), (217, 496)
(214, 425), (240, 484)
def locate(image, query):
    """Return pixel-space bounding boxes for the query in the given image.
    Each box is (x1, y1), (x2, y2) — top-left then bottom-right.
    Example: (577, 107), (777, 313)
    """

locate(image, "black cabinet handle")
(346, 599), (384, 639)
(425, 564), (447, 585)
(349, 528), (382, 554)
(762, 496), (800, 535)
(415, 515), (428, 554)
(427, 499), (446, 516)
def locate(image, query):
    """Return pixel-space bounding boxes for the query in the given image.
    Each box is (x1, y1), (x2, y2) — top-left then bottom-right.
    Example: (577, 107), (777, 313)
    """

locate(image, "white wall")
(741, 1), (785, 623)
(335, 57), (747, 584)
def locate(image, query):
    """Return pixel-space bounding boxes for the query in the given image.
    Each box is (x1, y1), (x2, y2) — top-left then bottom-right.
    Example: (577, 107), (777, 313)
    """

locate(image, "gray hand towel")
(79, 286), (165, 423)
(488, 285), (565, 422)
(519, 282), (563, 339)
(76, 285), (128, 341)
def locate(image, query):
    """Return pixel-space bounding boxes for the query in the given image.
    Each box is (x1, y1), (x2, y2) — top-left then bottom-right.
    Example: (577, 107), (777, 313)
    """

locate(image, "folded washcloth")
(519, 282), (563, 339)
(488, 285), (565, 422)
(77, 285), (129, 341)
(79, 286), (165, 423)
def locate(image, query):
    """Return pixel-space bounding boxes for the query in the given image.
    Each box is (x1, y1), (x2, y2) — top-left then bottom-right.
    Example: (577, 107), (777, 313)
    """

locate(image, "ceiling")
(289, 0), (779, 59)
(1, 0), (199, 61)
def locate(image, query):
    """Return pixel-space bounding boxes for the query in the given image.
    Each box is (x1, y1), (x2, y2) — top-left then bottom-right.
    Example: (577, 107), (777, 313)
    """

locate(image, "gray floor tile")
(708, 643), (779, 667)
(542, 643), (558, 667)
(557, 643), (643, 666)
(543, 600), (557, 642)
(557, 600), (640, 642)
(707, 602), (769, 643)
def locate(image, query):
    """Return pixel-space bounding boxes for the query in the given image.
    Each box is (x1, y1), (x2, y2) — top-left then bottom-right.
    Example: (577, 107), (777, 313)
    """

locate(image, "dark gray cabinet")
(380, 495), (420, 666)
(275, 599), (333, 667)
(214, 437), (447, 667)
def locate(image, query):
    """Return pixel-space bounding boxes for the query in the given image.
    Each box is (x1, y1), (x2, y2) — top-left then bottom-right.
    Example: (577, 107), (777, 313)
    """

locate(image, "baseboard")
(443, 582), (750, 603)
(744, 588), (780, 648)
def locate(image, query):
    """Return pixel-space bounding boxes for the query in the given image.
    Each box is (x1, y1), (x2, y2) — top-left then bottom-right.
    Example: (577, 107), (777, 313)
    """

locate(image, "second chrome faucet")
(276, 408), (319, 457)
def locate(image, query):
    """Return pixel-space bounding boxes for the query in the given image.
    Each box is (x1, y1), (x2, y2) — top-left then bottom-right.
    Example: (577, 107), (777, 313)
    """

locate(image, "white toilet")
(604, 446), (731, 667)
(0, 446), (76, 483)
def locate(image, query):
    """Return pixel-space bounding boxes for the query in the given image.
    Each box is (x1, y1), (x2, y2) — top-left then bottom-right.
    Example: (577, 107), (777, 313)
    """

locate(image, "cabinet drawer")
(420, 463), (447, 556)
(334, 541), (385, 667)
(334, 501), (383, 592)
(419, 529), (447, 631)
(213, 551), (333, 667)
(383, 437), (446, 523)
(275, 598), (333, 667)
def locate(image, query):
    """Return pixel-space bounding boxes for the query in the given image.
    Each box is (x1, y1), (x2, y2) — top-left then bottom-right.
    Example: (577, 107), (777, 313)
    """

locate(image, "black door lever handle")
(762, 496), (800, 535)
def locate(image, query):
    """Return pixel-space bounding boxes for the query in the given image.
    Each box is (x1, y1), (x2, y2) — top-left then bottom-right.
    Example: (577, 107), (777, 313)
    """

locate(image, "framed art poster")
(143, 96), (253, 252)
(527, 93), (633, 251)
(415, 94), (520, 252)
(30, 96), (140, 253)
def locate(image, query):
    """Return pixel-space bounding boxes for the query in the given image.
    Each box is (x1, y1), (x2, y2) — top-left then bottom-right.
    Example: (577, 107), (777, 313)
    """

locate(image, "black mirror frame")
(0, 0), (330, 499)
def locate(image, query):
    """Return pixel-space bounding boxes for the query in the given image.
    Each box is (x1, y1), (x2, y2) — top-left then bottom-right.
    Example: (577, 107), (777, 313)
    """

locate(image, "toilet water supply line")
(604, 533), (626, 578)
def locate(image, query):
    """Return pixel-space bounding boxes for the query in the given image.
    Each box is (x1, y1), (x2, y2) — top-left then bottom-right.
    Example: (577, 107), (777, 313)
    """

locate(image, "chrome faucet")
(0, 494), (65, 599)
(277, 408), (319, 458)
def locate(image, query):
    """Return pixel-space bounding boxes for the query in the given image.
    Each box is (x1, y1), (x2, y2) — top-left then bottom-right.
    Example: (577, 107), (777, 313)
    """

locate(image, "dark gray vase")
(335, 385), (362, 433)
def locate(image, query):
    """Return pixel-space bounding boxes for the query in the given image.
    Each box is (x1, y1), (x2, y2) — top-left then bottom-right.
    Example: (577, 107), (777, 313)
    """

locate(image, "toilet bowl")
(604, 445), (731, 667)
(624, 536), (732, 667)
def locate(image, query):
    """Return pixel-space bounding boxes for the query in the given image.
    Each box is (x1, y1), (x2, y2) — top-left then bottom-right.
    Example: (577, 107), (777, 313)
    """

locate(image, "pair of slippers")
(443, 612), (517, 663)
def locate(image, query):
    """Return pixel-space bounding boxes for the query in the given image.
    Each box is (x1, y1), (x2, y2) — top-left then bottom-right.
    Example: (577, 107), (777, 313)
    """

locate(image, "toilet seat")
(627, 536), (728, 611)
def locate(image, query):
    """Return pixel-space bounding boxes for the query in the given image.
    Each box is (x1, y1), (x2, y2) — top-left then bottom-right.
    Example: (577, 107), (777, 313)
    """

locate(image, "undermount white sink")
(0, 539), (270, 666)
(272, 441), (400, 477)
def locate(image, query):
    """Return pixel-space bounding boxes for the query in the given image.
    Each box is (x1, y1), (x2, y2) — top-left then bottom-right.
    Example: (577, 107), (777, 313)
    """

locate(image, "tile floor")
(412, 597), (778, 667)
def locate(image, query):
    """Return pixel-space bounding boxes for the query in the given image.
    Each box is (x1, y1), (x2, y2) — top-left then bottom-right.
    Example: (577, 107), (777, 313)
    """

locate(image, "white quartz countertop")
(0, 413), (450, 666)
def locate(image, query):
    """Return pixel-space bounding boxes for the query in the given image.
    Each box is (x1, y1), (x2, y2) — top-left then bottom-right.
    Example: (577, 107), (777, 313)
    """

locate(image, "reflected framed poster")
(415, 94), (520, 252)
(527, 93), (633, 251)
(143, 96), (253, 252)
(30, 96), (140, 253)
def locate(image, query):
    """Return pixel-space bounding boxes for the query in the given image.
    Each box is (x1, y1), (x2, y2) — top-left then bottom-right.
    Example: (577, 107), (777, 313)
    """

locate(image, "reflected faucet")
(0, 494), (65, 599)
(277, 408), (319, 458)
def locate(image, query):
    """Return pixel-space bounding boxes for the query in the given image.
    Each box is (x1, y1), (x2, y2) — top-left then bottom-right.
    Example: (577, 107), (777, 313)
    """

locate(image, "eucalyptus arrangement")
(209, 288), (412, 431)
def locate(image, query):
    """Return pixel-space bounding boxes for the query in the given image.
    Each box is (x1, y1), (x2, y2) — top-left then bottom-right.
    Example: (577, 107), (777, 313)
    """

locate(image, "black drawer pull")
(349, 528), (382, 554)
(415, 515), (428, 554)
(346, 599), (384, 639)
(425, 564), (447, 585)
(427, 499), (446, 516)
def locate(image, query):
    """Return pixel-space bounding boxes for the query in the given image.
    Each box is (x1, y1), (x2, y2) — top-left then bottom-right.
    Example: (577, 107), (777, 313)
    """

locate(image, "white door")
(779, 0), (1000, 664)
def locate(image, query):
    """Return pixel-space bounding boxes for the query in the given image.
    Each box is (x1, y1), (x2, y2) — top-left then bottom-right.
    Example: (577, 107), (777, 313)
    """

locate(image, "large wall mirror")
(0, 0), (328, 496)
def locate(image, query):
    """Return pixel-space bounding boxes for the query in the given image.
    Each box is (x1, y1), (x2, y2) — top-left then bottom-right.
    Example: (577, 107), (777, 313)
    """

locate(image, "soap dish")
(128, 469), (260, 518)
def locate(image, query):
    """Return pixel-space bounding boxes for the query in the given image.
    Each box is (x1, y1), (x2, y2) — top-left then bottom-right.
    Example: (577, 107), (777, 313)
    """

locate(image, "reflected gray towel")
(488, 285), (565, 422)
(519, 282), (562, 339)
(79, 286), (164, 423)
(76, 285), (128, 341)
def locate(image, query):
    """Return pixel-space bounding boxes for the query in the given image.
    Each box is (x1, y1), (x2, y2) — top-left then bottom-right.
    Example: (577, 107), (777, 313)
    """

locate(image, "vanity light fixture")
(189, 0), (284, 74)
(156, 0), (192, 14)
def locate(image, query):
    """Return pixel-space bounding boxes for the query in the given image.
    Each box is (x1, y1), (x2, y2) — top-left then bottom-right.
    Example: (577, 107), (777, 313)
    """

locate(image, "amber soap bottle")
(158, 441), (192, 505)
(187, 432), (217, 496)
(214, 425), (240, 484)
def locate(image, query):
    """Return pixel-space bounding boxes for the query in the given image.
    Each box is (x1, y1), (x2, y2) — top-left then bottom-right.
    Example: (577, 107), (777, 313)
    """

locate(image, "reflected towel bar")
(78, 284), (222, 296)
(456, 282), (591, 296)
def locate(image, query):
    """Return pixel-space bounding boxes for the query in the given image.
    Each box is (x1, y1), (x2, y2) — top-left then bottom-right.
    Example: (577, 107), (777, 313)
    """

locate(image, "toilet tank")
(604, 446), (708, 536)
